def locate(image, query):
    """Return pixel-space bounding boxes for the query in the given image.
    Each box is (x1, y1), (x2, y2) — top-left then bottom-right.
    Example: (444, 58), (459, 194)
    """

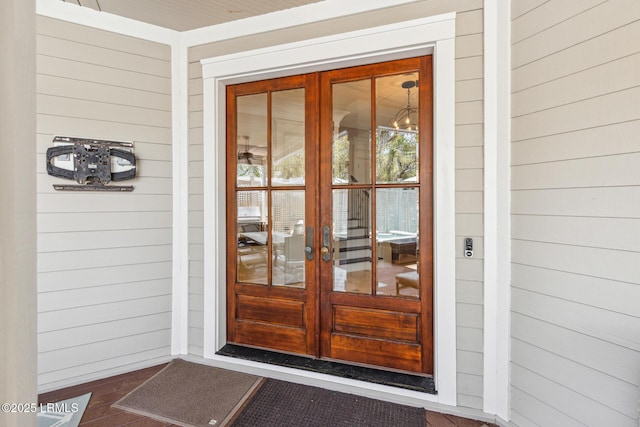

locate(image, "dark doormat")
(230, 378), (426, 427)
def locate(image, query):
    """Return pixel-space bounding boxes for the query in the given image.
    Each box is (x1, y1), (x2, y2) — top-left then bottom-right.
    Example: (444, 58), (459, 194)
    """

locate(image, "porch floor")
(38, 364), (495, 427)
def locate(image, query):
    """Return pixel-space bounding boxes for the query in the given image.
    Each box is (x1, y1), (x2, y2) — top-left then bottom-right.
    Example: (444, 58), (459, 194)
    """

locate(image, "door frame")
(201, 13), (457, 405)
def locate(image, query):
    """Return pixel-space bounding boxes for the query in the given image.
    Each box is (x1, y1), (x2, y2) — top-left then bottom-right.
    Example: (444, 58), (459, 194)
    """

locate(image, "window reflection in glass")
(332, 79), (371, 185)
(237, 191), (268, 285)
(375, 188), (419, 298)
(332, 188), (372, 294)
(237, 93), (268, 187)
(375, 73), (419, 184)
(272, 88), (305, 186)
(271, 190), (306, 288)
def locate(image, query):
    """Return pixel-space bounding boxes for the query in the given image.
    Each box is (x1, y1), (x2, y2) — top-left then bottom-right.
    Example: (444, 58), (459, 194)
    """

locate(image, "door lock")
(305, 226), (314, 261)
(321, 226), (331, 262)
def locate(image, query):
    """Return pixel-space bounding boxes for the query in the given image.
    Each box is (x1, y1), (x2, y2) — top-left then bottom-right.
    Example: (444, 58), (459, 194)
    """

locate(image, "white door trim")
(483, 0), (511, 422)
(201, 13), (457, 406)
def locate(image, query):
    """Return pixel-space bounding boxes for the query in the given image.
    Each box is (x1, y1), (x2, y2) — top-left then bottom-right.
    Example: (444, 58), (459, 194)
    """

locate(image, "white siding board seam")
(35, 92), (173, 113)
(37, 279), (173, 294)
(39, 311), (173, 334)
(511, 310), (640, 356)
(511, 83), (640, 119)
(511, 0), (550, 21)
(36, 52), (171, 79)
(511, 361), (637, 422)
(38, 227), (171, 234)
(512, 261), (639, 286)
(38, 328), (173, 355)
(36, 33), (172, 62)
(37, 112), (172, 129)
(512, 17), (640, 71)
(37, 58), (172, 94)
(511, 0), (607, 47)
(37, 259), (173, 274)
(39, 344), (173, 374)
(511, 285), (640, 320)
(511, 51), (640, 95)
(509, 385), (584, 427)
(511, 337), (635, 394)
(511, 212), (640, 220)
(512, 150), (640, 167)
(512, 118), (640, 143)
(36, 77), (173, 106)
(512, 184), (640, 191)
(511, 237), (640, 254)
(38, 298), (173, 314)
(37, 210), (172, 214)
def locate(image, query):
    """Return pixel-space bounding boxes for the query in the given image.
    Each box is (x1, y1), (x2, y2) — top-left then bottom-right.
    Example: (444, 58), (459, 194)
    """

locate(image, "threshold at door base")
(217, 344), (436, 394)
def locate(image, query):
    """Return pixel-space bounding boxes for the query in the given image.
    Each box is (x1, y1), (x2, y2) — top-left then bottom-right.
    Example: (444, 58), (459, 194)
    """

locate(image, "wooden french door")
(226, 56), (433, 374)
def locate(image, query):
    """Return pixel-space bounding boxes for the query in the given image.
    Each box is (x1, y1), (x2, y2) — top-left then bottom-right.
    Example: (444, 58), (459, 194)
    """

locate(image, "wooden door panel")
(236, 295), (306, 328)
(329, 334), (422, 373)
(234, 320), (308, 354)
(332, 305), (419, 343)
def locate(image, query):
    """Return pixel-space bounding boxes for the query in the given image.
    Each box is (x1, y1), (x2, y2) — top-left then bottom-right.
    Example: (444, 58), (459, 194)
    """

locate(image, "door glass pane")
(375, 188), (419, 298)
(271, 190), (306, 288)
(332, 80), (371, 185)
(375, 73), (419, 184)
(332, 188), (372, 294)
(237, 190), (268, 285)
(272, 88), (305, 186)
(237, 93), (268, 187)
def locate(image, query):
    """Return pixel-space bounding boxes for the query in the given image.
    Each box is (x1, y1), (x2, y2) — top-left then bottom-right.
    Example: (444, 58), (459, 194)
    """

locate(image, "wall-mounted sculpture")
(46, 136), (137, 191)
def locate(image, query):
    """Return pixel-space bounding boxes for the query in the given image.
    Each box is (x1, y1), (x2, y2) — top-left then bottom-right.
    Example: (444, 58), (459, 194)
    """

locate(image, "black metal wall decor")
(46, 136), (137, 191)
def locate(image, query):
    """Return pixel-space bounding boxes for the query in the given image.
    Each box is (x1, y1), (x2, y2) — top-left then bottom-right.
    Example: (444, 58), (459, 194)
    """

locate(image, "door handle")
(321, 225), (331, 262)
(304, 226), (314, 261)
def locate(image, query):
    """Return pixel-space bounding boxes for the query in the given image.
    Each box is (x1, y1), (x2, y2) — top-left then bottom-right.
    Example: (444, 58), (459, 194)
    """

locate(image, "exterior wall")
(187, 0), (485, 410)
(510, 1), (640, 425)
(36, 16), (174, 390)
(0, 0), (37, 425)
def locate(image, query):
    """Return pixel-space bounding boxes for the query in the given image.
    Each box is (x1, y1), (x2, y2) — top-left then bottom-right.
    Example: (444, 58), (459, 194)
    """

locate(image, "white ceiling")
(60, 0), (324, 31)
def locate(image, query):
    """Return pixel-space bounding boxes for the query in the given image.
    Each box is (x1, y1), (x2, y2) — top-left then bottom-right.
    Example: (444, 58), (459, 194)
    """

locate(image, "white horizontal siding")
(36, 34), (171, 78)
(38, 348), (171, 390)
(36, 16), (173, 390)
(37, 55), (171, 94)
(512, 16), (640, 93)
(511, 1), (640, 425)
(37, 74), (171, 111)
(187, 0), (486, 412)
(512, 187), (640, 218)
(512, 215), (640, 253)
(39, 262), (172, 293)
(512, 1), (640, 70)
(511, 0), (606, 44)
(511, 362), (636, 427)
(511, 263), (640, 318)
(512, 338), (638, 420)
(37, 15), (170, 59)
(512, 120), (640, 166)
(512, 153), (640, 189)
(512, 52), (640, 118)
(513, 287), (640, 352)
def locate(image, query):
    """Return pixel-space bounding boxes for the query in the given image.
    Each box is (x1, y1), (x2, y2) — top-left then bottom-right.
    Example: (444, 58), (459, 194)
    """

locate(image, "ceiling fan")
(237, 136), (265, 165)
